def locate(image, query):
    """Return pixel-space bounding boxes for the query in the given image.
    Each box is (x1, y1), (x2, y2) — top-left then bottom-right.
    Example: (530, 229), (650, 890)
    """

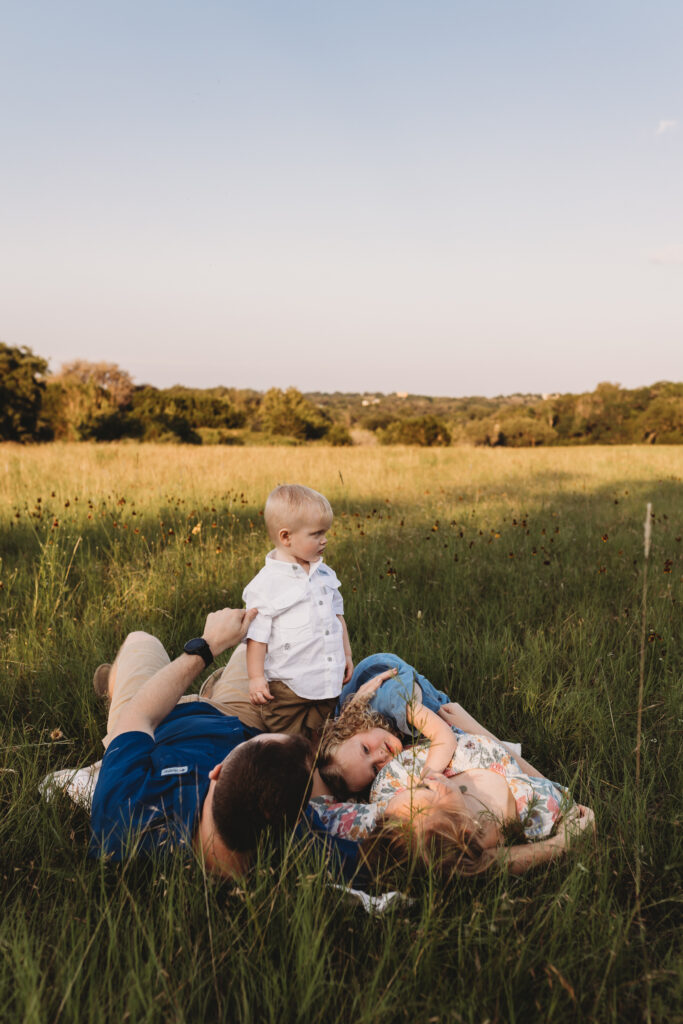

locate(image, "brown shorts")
(200, 644), (337, 738)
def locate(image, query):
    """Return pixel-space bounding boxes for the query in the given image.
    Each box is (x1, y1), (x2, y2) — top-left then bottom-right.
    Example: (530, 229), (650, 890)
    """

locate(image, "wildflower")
(50, 728), (64, 741)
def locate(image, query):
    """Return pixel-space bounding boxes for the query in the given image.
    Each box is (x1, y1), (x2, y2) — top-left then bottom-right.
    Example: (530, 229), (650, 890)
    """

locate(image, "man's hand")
(202, 607), (257, 658)
(249, 676), (274, 705)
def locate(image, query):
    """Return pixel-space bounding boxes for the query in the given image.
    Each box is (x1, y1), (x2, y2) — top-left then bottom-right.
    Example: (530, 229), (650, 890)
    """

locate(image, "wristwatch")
(183, 637), (214, 668)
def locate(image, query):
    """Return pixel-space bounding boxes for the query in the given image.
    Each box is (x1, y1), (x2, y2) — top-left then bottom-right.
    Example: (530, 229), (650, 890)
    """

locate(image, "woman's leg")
(439, 703), (543, 778)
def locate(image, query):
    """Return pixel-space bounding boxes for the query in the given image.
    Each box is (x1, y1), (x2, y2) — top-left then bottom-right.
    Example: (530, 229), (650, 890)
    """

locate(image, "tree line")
(1, 341), (681, 446)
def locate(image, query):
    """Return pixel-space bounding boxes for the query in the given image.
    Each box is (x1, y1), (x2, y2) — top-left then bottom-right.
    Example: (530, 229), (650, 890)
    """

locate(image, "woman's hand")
(563, 804), (595, 838)
(351, 667), (398, 701)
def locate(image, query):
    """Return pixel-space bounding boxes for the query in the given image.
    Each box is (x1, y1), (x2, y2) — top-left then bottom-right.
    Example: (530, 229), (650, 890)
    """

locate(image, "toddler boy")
(242, 484), (353, 737)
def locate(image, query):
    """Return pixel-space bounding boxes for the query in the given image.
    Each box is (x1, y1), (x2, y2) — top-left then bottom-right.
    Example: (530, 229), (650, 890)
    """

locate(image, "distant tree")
(260, 388), (331, 440)
(0, 342), (49, 441)
(378, 416), (451, 446)
(636, 396), (683, 443)
(496, 413), (557, 447)
(57, 360), (135, 407)
(325, 423), (353, 446)
(44, 360), (135, 440)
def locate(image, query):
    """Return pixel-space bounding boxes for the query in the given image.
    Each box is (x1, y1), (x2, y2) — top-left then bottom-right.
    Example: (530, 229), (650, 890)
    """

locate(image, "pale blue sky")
(1, 1), (681, 396)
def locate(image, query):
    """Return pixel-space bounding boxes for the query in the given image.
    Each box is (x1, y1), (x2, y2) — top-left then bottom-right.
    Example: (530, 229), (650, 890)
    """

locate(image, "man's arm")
(109, 608), (257, 742)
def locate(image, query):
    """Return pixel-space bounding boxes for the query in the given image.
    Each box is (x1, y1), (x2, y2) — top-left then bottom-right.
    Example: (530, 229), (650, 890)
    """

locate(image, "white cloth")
(242, 552), (345, 700)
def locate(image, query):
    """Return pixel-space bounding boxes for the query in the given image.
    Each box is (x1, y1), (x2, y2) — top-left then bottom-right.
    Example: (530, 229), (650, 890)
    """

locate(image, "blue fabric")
(295, 804), (365, 886)
(90, 703), (258, 861)
(338, 653), (450, 736)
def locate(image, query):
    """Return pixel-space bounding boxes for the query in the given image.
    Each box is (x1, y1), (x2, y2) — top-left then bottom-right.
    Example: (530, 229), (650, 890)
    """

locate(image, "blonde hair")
(264, 484), (333, 543)
(316, 695), (399, 799)
(360, 808), (497, 881)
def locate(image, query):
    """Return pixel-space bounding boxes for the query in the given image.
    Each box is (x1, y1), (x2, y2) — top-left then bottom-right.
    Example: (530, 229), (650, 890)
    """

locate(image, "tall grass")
(1, 443), (681, 1022)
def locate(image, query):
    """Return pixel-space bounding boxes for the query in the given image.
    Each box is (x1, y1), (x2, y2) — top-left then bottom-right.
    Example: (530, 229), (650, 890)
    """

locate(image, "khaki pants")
(104, 635), (334, 748)
(200, 644), (337, 738)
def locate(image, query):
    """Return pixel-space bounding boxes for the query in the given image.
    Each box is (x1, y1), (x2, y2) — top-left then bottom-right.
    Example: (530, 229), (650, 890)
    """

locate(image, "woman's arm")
(495, 805), (595, 874)
(438, 702), (544, 779)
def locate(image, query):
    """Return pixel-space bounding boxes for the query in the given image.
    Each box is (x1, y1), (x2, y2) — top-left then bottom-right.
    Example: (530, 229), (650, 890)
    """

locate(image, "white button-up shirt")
(242, 552), (346, 700)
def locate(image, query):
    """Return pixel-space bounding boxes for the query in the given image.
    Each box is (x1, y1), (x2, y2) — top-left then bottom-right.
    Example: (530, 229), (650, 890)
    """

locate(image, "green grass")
(0, 443), (681, 1022)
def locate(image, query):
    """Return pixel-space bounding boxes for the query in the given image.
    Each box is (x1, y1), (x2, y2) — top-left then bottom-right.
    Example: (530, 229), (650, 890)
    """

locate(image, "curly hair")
(316, 695), (400, 799)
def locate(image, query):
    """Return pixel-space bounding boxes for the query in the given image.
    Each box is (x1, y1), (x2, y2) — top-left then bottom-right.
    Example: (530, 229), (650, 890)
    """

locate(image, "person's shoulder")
(243, 557), (284, 600)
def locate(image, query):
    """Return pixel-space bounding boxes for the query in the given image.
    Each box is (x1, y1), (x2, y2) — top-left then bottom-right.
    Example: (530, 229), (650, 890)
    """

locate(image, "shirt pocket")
(272, 587), (311, 634)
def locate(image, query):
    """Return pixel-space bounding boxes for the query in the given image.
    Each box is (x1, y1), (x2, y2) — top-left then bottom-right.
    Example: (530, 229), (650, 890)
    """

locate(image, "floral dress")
(370, 733), (573, 841)
(310, 730), (573, 842)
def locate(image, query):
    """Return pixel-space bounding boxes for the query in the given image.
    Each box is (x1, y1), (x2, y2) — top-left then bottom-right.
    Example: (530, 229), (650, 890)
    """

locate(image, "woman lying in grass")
(311, 661), (594, 875)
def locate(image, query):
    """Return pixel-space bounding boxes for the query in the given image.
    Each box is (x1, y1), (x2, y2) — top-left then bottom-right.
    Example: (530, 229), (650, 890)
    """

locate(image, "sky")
(1, 0), (682, 397)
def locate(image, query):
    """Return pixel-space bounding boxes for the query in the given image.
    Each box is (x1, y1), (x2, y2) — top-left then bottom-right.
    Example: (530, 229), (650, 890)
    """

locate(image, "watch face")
(184, 638), (212, 665)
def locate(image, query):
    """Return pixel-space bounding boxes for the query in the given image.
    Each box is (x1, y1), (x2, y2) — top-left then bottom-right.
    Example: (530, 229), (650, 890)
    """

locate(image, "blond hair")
(316, 695), (399, 799)
(360, 808), (497, 881)
(264, 484), (333, 543)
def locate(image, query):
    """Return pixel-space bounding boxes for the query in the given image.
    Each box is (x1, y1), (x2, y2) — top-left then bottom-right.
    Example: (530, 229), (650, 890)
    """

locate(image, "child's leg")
(261, 682), (335, 740)
(198, 644), (264, 730)
(103, 632), (170, 748)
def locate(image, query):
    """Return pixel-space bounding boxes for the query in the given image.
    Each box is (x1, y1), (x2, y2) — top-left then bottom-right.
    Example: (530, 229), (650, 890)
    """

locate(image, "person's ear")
(278, 528), (291, 547)
(208, 763), (223, 781)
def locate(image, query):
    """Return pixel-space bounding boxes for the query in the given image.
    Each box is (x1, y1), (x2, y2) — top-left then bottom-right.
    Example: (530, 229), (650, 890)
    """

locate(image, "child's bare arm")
(337, 615), (353, 682)
(347, 667), (398, 703)
(246, 638), (273, 705)
(407, 703), (457, 775)
(438, 703), (543, 778)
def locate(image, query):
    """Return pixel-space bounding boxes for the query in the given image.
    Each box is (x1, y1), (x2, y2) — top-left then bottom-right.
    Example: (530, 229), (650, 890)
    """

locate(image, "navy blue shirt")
(90, 703), (258, 861)
(338, 653), (451, 736)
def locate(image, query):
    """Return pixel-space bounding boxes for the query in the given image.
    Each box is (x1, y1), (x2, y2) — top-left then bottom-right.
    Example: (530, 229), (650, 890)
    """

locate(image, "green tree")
(378, 415), (451, 446)
(0, 342), (49, 441)
(636, 396), (683, 443)
(259, 388), (331, 440)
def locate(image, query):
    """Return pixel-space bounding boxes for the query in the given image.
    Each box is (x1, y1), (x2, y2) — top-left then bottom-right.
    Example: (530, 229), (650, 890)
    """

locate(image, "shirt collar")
(264, 550), (324, 576)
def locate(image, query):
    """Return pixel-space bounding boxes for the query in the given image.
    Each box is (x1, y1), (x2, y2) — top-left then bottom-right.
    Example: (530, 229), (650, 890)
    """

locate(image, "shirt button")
(327, 656), (332, 661)
(318, 600), (323, 606)
(325, 630), (329, 636)
(284, 643), (290, 651)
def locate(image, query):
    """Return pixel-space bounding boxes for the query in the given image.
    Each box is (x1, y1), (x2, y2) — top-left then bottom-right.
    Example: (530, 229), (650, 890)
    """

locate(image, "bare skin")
(385, 771), (595, 873)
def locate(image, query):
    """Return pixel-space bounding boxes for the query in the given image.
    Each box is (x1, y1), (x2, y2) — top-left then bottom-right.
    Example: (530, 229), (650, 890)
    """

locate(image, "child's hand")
(353, 667), (398, 701)
(249, 676), (274, 705)
(343, 653), (354, 683)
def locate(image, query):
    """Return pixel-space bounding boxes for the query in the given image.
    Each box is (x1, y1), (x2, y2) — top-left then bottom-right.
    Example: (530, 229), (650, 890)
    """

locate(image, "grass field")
(0, 443), (681, 1023)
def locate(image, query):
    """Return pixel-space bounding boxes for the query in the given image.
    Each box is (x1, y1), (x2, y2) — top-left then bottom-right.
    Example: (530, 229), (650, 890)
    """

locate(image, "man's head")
(211, 733), (313, 852)
(264, 484), (333, 563)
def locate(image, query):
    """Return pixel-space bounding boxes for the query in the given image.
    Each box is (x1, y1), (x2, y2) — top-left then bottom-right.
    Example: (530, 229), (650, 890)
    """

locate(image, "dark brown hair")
(212, 735), (313, 852)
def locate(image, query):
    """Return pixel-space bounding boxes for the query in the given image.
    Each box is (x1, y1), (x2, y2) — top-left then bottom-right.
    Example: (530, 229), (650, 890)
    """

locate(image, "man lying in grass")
(90, 607), (313, 878)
